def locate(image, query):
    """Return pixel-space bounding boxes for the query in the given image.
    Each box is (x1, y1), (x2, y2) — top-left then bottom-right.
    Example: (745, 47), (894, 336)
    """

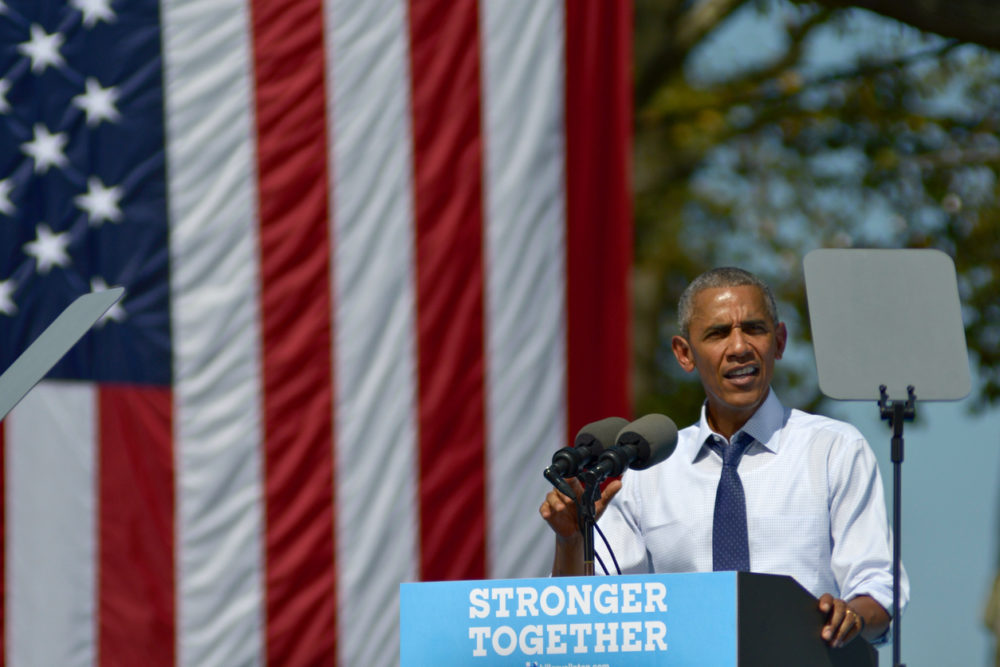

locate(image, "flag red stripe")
(408, 0), (488, 580)
(97, 386), (174, 667)
(250, 1), (338, 662)
(563, 0), (634, 434)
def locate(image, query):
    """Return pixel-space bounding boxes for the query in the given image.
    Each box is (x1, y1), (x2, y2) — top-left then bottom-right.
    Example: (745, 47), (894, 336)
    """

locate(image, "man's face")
(671, 285), (787, 435)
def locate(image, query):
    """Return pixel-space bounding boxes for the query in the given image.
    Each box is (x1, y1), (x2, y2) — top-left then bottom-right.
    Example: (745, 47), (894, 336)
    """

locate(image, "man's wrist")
(555, 531), (583, 547)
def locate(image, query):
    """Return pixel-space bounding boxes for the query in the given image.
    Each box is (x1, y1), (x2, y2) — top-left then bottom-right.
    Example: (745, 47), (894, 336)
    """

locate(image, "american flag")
(0, 0), (631, 664)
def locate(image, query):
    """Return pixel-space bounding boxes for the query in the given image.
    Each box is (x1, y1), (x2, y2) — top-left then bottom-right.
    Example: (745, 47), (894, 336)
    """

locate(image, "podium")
(400, 571), (877, 666)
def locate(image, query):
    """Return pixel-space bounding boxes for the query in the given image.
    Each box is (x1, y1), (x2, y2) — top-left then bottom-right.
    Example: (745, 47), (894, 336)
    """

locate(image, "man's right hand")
(539, 477), (622, 575)
(539, 477), (623, 538)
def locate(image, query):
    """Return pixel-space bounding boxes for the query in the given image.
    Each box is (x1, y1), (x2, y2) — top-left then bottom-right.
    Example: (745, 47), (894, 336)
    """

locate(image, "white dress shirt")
(595, 391), (907, 621)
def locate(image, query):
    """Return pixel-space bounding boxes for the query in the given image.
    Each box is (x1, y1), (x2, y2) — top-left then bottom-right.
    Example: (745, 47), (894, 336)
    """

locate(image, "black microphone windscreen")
(614, 414), (678, 470)
(574, 416), (628, 453)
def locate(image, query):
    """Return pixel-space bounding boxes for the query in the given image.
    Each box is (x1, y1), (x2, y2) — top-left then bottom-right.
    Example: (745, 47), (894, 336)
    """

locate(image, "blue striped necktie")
(712, 432), (752, 572)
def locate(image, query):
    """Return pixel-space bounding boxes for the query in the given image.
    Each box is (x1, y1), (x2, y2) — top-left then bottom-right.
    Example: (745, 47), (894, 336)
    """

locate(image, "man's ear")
(671, 335), (696, 373)
(775, 322), (787, 360)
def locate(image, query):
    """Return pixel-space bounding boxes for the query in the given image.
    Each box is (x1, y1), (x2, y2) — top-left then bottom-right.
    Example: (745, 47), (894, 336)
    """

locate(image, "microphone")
(544, 417), (627, 496)
(546, 416), (628, 478)
(581, 414), (678, 484)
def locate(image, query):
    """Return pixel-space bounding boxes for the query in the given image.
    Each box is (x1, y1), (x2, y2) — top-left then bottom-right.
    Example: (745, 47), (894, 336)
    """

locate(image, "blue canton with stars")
(0, 0), (170, 384)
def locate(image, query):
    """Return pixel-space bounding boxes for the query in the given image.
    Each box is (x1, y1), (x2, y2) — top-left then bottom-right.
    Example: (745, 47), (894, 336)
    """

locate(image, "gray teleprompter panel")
(0, 287), (124, 421)
(803, 249), (970, 402)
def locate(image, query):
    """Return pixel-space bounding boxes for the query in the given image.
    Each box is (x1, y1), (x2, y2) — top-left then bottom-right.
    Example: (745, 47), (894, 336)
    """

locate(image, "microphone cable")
(594, 522), (622, 575)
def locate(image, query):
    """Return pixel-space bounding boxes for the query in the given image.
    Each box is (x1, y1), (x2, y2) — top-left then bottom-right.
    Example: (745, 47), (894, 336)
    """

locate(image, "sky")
(686, 4), (1000, 663)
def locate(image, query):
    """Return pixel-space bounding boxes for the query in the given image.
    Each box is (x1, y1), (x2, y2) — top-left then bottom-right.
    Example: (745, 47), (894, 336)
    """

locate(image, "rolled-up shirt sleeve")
(828, 430), (908, 638)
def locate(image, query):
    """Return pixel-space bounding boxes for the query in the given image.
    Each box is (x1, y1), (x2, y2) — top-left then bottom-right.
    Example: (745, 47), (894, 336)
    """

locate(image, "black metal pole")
(880, 385), (914, 667)
(577, 469), (602, 576)
(891, 402), (904, 667)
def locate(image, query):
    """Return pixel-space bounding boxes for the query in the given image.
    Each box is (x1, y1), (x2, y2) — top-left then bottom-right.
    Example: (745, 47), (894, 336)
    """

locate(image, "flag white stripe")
(480, 0), (568, 579)
(161, 1), (266, 664)
(6, 382), (96, 667)
(326, 1), (420, 665)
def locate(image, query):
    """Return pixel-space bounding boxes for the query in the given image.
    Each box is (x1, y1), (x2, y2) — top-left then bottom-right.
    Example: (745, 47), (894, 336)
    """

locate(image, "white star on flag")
(0, 279), (15, 316)
(21, 123), (69, 174)
(0, 78), (10, 114)
(75, 176), (124, 225)
(0, 179), (14, 215)
(73, 77), (121, 126)
(90, 277), (126, 325)
(23, 223), (71, 274)
(0, 2), (7, 15)
(71, 0), (116, 28)
(17, 24), (66, 74)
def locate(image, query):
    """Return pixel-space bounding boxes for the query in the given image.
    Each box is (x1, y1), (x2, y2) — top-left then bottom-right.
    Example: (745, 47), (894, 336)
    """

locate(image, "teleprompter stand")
(805, 249), (971, 667)
(0, 288), (124, 421)
(879, 384), (915, 667)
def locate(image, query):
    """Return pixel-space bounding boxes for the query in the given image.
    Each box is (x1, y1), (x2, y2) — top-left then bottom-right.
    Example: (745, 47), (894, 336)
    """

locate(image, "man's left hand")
(818, 593), (863, 648)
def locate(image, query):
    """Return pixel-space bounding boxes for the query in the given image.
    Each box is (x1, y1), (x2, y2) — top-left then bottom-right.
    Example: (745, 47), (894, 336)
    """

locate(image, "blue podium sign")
(400, 572), (739, 666)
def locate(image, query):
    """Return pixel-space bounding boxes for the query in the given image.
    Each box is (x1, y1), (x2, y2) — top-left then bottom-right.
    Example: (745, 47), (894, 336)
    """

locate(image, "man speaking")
(540, 267), (907, 648)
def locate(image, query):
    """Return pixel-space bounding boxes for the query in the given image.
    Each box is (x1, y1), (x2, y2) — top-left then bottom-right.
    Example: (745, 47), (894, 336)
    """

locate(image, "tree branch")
(815, 0), (1000, 51)
(674, 0), (748, 53)
(641, 38), (961, 127)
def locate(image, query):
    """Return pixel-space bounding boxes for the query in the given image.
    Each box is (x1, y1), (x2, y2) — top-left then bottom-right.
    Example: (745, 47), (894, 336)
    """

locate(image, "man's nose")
(727, 329), (751, 356)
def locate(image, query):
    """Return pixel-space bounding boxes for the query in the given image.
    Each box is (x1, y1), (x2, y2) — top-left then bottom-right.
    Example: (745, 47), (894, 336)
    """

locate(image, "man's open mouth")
(724, 366), (759, 379)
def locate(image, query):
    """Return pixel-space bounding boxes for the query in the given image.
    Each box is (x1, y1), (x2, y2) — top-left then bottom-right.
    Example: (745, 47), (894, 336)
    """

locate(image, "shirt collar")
(688, 389), (786, 462)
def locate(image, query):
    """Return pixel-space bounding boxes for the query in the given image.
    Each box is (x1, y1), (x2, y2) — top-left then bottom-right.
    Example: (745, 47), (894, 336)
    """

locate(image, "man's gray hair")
(677, 267), (779, 338)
